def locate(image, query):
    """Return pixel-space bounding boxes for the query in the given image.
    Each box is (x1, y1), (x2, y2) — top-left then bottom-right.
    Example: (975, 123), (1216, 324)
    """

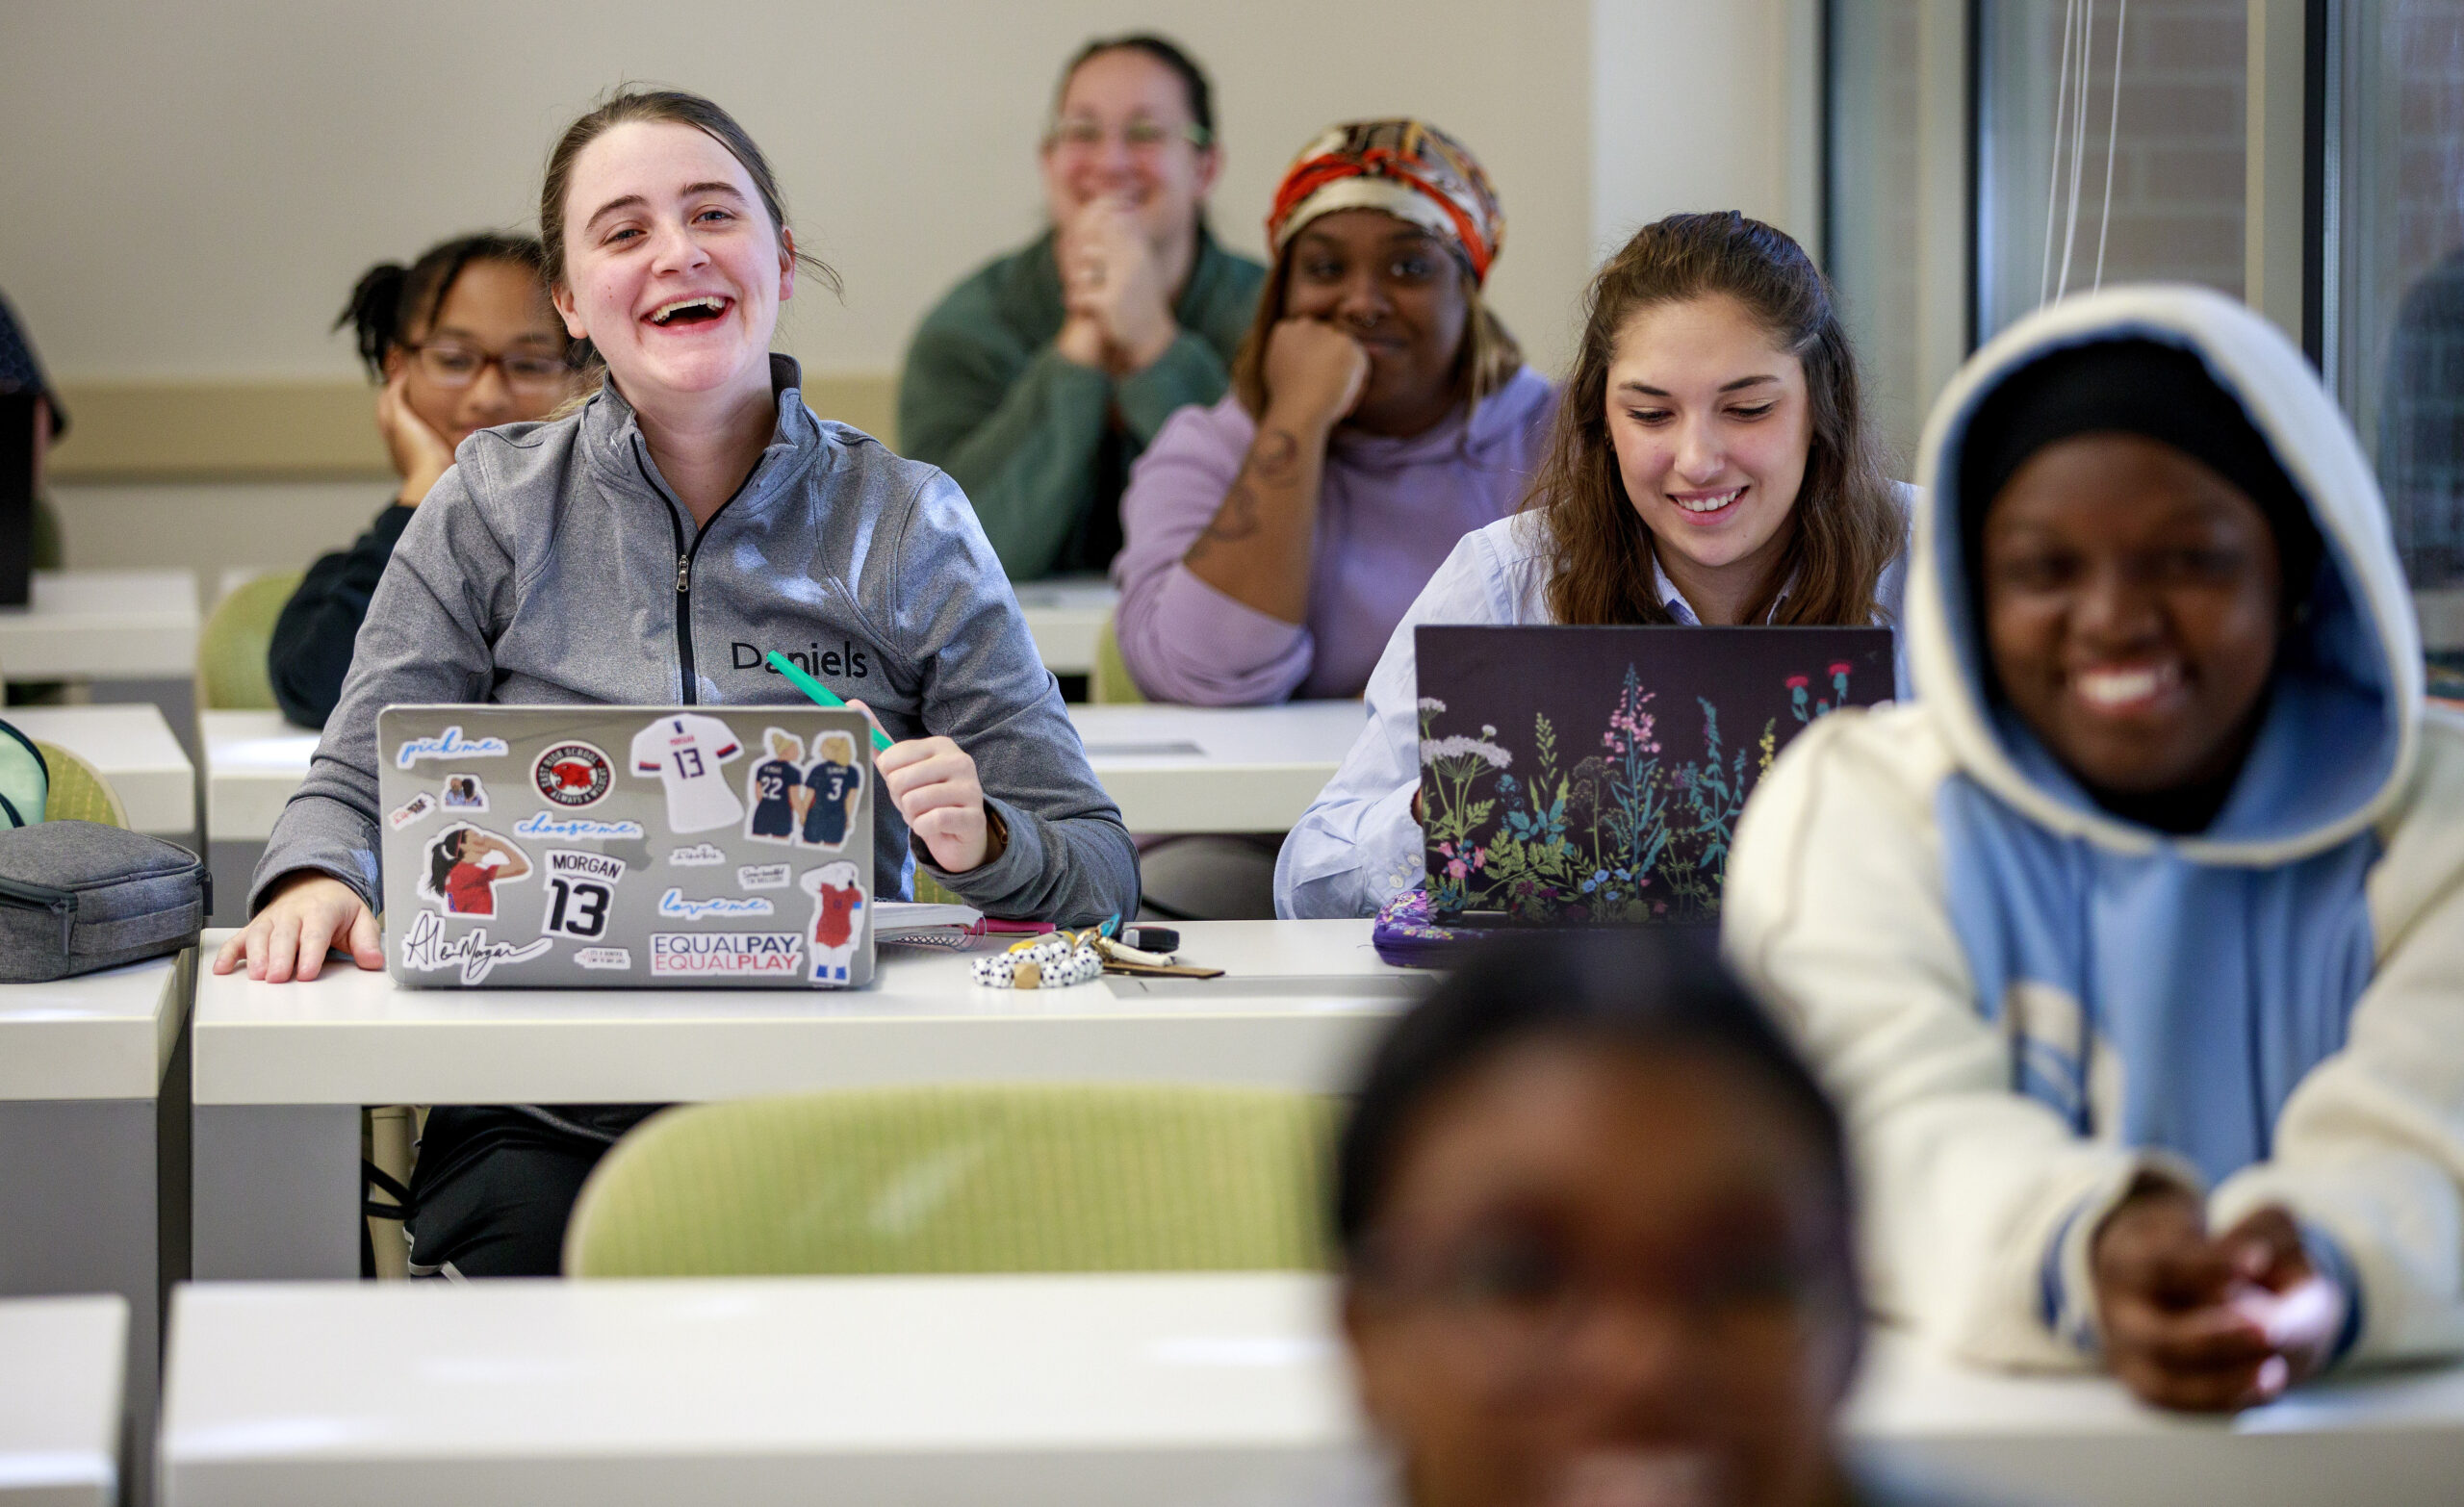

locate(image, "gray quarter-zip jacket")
(254, 354), (1139, 925)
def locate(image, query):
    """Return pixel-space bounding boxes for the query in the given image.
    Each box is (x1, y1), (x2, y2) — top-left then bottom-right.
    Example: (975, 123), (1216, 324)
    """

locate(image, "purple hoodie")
(1111, 364), (1555, 704)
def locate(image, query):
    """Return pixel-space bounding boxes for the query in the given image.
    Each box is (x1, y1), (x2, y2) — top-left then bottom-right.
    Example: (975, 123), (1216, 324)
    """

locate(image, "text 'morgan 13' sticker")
(543, 850), (626, 941)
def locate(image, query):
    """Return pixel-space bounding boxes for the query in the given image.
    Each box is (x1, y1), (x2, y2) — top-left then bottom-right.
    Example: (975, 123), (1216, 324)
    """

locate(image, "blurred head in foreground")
(1337, 932), (1861, 1507)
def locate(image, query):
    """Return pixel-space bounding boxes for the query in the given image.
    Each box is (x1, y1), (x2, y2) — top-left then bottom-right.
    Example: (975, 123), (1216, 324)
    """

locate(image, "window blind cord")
(2092, 0), (2128, 292)
(2055, 0), (2096, 304)
(2040, 0), (2084, 308)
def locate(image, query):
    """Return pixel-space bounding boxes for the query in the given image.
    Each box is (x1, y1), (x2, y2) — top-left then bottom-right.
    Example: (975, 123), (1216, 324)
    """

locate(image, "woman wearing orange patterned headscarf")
(1113, 119), (1553, 711)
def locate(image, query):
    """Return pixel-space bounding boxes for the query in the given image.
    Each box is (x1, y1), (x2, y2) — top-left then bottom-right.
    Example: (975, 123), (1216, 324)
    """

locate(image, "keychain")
(969, 924), (1111, 989)
(966, 923), (1226, 988)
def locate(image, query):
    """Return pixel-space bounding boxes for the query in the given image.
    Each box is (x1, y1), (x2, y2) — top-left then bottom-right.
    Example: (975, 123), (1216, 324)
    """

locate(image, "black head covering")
(1958, 338), (2323, 611)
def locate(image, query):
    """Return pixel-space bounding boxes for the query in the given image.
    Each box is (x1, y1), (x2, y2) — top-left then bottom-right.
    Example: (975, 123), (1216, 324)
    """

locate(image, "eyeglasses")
(1355, 1226), (1841, 1397)
(1045, 115), (1212, 153)
(404, 342), (576, 396)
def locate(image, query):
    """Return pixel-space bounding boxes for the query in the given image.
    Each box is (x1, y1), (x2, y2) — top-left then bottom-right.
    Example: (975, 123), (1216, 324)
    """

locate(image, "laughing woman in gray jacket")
(211, 89), (1140, 1272)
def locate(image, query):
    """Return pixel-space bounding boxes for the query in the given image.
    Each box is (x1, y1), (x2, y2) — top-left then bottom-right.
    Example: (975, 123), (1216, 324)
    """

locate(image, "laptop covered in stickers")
(375, 704), (876, 989)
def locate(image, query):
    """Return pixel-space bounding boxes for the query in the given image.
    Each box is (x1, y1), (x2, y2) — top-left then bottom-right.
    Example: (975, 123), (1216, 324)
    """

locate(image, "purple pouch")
(1370, 888), (1494, 969)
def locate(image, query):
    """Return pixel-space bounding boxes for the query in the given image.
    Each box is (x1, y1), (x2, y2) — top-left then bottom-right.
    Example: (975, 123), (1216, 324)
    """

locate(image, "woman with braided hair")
(268, 233), (580, 726)
(1113, 118), (1553, 708)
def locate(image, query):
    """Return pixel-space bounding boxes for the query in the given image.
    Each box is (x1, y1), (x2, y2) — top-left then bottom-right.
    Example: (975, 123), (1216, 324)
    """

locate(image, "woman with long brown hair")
(1276, 212), (1911, 919)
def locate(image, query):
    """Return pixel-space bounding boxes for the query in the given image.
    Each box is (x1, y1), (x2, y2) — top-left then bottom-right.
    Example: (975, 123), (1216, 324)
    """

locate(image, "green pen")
(766, 650), (894, 754)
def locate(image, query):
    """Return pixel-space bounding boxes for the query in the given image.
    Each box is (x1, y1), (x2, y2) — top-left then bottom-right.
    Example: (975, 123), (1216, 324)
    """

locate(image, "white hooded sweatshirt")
(1724, 286), (2464, 1371)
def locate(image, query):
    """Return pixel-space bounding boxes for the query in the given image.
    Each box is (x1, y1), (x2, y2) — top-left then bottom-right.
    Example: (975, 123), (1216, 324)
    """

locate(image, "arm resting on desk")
(2209, 718), (2464, 1367)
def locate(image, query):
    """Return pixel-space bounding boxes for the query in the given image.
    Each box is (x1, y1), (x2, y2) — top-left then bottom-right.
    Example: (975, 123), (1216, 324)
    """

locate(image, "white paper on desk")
(874, 901), (985, 935)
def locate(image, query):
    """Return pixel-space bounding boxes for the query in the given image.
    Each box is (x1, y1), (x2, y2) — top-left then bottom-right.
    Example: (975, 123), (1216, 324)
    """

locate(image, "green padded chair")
(1091, 611), (1148, 705)
(195, 570), (305, 712)
(911, 869), (966, 907)
(563, 1083), (1334, 1278)
(36, 741), (127, 827)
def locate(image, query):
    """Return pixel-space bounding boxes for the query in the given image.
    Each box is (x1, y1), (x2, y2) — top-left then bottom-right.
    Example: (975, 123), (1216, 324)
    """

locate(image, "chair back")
(36, 741), (126, 827)
(564, 1083), (1333, 1278)
(196, 570), (304, 711)
(911, 869), (966, 907)
(1091, 612), (1148, 704)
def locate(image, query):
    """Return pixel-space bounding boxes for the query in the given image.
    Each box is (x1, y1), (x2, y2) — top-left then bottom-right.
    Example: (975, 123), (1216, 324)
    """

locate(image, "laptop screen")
(1414, 625), (1893, 926)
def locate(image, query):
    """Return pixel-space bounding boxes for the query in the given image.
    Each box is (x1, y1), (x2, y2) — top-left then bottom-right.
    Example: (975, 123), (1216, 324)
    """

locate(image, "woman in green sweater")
(897, 34), (1265, 580)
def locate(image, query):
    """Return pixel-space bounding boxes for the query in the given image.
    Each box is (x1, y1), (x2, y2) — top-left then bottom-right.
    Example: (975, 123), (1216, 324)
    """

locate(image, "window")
(1827, 0), (1971, 470)
(2332, 0), (2464, 596)
(1974, 1), (2249, 342)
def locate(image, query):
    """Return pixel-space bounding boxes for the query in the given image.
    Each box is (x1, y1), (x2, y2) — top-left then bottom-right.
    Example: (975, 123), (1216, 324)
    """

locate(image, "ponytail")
(337, 262), (412, 376)
(426, 828), (466, 898)
(332, 232), (558, 381)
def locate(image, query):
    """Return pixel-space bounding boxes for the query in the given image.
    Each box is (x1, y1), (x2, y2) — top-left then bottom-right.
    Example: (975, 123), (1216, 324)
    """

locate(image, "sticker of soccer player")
(799, 730), (864, 851)
(744, 728), (807, 846)
(800, 859), (866, 983)
(418, 824), (531, 918)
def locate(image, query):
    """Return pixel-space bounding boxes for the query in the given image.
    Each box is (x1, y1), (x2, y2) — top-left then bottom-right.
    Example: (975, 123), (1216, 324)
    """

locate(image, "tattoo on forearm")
(1187, 429), (1301, 565)
(1251, 427), (1300, 483)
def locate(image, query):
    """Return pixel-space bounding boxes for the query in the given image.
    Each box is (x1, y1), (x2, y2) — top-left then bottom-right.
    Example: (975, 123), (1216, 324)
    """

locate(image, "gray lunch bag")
(0, 820), (209, 983)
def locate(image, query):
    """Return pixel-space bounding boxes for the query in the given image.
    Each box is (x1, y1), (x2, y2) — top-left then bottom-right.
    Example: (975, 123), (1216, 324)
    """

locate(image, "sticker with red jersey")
(533, 741), (614, 807)
(799, 860), (866, 984)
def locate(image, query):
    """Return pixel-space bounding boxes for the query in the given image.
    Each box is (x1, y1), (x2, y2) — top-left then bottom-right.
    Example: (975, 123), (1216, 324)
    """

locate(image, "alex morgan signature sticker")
(533, 741), (613, 807)
(398, 912), (551, 985)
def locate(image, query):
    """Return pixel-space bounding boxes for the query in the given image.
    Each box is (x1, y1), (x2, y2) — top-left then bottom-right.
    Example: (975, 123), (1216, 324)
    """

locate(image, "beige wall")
(3, 0), (1593, 386)
(5, 0), (1807, 582)
(1591, 0), (1820, 259)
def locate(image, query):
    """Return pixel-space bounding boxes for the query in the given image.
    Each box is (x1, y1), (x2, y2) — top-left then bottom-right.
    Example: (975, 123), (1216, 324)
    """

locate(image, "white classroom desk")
(158, 1273), (2464, 1507)
(194, 712), (317, 926)
(6, 705), (197, 838)
(1014, 574), (1116, 677)
(202, 702), (1364, 845)
(0, 571), (199, 683)
(158, 1274), (1367, 1507)
(190, 919), (1420, 1282)
(195, 712), (313, 846)
(1069, 700), (1362, 831)
(0, 956), (193, 1507)
(0, 1295), (127, 1507)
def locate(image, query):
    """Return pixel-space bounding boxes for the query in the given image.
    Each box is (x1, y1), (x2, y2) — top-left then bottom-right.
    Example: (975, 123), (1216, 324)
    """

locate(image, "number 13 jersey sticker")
(629, 714), (744, 832)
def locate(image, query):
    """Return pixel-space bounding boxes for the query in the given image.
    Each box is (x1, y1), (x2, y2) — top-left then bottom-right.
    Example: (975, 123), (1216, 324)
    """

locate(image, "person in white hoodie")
(1725, 285), (2464, 1411)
